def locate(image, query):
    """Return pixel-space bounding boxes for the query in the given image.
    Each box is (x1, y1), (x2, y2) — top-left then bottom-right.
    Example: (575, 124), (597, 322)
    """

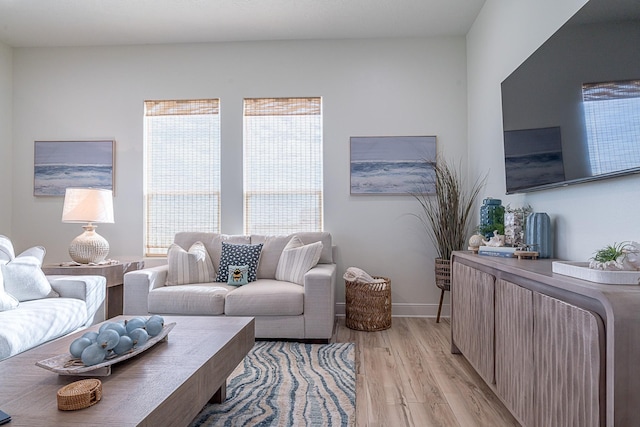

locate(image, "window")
(144, 99), (221, 256)
(583, 80), (640, 174)
(243, 97), (323, 235)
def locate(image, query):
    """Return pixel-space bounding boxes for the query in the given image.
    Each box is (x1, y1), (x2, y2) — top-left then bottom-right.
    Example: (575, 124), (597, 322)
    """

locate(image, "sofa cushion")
(275, 236), (323, 285)
(215, 242), (263, 283)
(251, 235), (291, 279)
(224, 279), (304, 316)
(148, 283), (232, 315)
(227, 265), (249, 286)
(0, 268), (19, 312)
(290, 232), (333, 264)
(174, 233), (250, 273)
(0, 297), (88, 360)
(252, 232), (332, 279)
(1, 246), (57, 302)
(166, 241), (216, 286)
(0, 235), (14, 263)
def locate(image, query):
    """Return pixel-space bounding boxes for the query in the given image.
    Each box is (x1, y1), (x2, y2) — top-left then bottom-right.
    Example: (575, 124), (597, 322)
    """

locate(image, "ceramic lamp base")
(68, 225), (109, 264)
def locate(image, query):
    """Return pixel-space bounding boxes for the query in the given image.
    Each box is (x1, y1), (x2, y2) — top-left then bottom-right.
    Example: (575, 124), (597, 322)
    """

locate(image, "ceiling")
(0, 0), (486, 48)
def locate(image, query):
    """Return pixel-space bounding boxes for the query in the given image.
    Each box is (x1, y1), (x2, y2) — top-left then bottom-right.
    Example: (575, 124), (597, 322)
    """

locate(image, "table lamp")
(62, 188), (114, 264)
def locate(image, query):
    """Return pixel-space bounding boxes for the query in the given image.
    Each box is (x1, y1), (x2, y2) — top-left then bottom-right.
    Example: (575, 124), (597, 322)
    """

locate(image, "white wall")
(467, 0), (640, 261)
(0, 41), (11, 233)
(11, 37), (468, 316)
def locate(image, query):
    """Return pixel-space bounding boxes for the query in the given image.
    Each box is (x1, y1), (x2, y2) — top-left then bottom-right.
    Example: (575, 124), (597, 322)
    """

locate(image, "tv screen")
(501, 0), (640, 194)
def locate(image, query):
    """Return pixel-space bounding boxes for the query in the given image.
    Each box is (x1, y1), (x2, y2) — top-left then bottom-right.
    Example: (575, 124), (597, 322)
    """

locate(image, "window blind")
(144, 99), (221, 256)
(583, 80), (640, 174)
(243, 97), (323, 235)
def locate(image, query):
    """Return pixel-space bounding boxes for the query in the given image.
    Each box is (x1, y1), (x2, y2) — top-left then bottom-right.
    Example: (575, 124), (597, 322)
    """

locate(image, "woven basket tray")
(345, 276), (391, 331)
(57, 379), (102, 411)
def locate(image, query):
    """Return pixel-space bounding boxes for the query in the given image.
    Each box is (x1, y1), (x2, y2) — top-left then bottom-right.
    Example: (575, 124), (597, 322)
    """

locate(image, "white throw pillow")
(166, 241), (216, 286)
(0, 268), (19, 311)
(275, 236), (323, 285)
(1, 246), (56, 302)
(0, 235), (14, 264)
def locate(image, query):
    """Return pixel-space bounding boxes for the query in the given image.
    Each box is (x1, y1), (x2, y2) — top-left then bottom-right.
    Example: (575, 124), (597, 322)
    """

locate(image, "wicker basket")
(345, 276), (391, 331)
(435, 258), (451, 291)
(57, 379), (102, 411)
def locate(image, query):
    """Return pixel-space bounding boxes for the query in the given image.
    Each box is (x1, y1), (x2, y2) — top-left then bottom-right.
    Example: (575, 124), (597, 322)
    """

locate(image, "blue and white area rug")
(190, 341), (356, 427)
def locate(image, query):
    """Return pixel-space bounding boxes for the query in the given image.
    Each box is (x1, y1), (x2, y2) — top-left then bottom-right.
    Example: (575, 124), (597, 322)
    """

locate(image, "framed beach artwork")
(34, 140), (115, 196)
(350, 136), (437, 195)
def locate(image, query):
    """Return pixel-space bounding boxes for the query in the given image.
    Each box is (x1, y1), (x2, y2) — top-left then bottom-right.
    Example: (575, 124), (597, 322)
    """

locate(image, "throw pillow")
(275, 236), (323, 285)
(1, 246), (56, 302)
(166, 241), (216, 286)
(227, 265), (249, 286)
(0, 235), (14, 264)
(216, 242), (263, 283)
(0, 268), (19, 311)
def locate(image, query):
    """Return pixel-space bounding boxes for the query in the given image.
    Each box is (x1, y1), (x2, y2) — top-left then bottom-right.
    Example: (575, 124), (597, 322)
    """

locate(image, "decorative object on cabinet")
(481, 230), (505, 247)
(589, 241), (639, 270)
(468, 234), (484, 252)
(34, 140), (114, 196)
(411, 157), (486, 322)
(62, 188), (114, 264)
(552, 261), (640, 285)
(513, 250), (539, 260)
(478, 198), (505, 239)
(504, 204), (532, 247)
(524, 212), (552, 258)
(350, 135), (436, 195)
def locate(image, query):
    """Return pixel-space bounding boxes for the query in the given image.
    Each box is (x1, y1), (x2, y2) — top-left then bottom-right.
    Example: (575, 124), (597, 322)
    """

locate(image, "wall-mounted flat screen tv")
(501, 0), (640, 194)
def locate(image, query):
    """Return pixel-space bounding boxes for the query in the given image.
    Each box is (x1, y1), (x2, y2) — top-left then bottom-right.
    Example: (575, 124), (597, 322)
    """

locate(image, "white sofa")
(124, 232), (336, 341)
(0, 235), (106, 360)
(0, 275), (106, 360)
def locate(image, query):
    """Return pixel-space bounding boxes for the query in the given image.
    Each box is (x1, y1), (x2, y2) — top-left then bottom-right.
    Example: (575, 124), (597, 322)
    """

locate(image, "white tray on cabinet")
(552, 261), (640, 285)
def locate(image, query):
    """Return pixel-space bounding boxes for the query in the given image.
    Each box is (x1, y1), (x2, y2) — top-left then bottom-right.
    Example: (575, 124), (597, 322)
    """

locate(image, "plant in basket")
(411, 157), (486, 322)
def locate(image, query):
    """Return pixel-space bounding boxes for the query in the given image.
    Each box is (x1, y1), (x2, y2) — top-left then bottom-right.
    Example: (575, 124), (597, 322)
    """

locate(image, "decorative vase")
(480, 198), (505, 239)
(525, 212), (552, 258)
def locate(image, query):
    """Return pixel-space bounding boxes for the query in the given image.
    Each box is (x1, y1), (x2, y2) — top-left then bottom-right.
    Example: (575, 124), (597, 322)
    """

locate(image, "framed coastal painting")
(350, 135), (437, 195)
(34, 140), (115, 196)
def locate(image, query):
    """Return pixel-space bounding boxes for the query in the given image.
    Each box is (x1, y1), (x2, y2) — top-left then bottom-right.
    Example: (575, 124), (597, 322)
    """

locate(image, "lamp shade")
(62, 188), (114, 224)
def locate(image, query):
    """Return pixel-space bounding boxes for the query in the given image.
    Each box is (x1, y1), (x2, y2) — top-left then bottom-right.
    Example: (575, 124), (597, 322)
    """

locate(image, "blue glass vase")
(525, 212), (552, 258)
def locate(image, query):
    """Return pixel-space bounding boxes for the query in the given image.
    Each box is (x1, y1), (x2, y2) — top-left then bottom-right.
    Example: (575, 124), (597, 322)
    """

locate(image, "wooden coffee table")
(0, 315), (254, 426)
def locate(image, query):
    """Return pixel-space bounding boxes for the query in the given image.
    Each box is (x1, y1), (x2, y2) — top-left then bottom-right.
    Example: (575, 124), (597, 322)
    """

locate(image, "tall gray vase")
(526, 212), (552, 258)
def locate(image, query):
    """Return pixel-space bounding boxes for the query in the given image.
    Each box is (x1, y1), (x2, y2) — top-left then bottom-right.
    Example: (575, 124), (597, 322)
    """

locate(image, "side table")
(42, 258), (144, 319)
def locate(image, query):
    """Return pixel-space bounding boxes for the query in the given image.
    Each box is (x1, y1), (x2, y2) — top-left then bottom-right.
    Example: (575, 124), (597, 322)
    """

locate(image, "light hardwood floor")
(332, 317), (520, 427)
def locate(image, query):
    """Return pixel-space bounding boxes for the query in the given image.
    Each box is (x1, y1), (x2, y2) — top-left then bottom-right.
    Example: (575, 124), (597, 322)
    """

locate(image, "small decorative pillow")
(1, 246), (57, 302)
(216, 242), (263, 283)
(0, 235), (15, 264)
(227, 265), (249, 286)
(0, 268), (19, 311)
(275, 236), (323, 285)
(166, 241), (216, 286)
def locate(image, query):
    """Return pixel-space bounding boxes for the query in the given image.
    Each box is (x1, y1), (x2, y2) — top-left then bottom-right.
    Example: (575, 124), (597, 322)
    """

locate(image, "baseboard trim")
(335, 302), (449, 318)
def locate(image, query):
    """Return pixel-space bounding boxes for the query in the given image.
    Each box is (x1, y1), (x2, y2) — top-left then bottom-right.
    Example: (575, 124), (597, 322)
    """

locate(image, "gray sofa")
(0, 275), (106, 360)
(123, 232), (336, 341)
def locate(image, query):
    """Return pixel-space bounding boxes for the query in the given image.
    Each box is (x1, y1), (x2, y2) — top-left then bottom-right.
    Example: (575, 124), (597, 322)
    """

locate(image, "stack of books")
(478, 246), (517, 258)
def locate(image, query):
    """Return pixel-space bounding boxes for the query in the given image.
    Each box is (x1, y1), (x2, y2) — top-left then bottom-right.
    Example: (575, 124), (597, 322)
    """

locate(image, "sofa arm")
(303, 263), (337, 339)
(123, 265), (168, 315)
(48, 275), (107, 326)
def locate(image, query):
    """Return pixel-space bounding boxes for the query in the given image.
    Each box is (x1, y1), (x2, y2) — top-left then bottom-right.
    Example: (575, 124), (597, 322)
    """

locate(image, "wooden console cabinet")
(451, 251), (640, 427)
